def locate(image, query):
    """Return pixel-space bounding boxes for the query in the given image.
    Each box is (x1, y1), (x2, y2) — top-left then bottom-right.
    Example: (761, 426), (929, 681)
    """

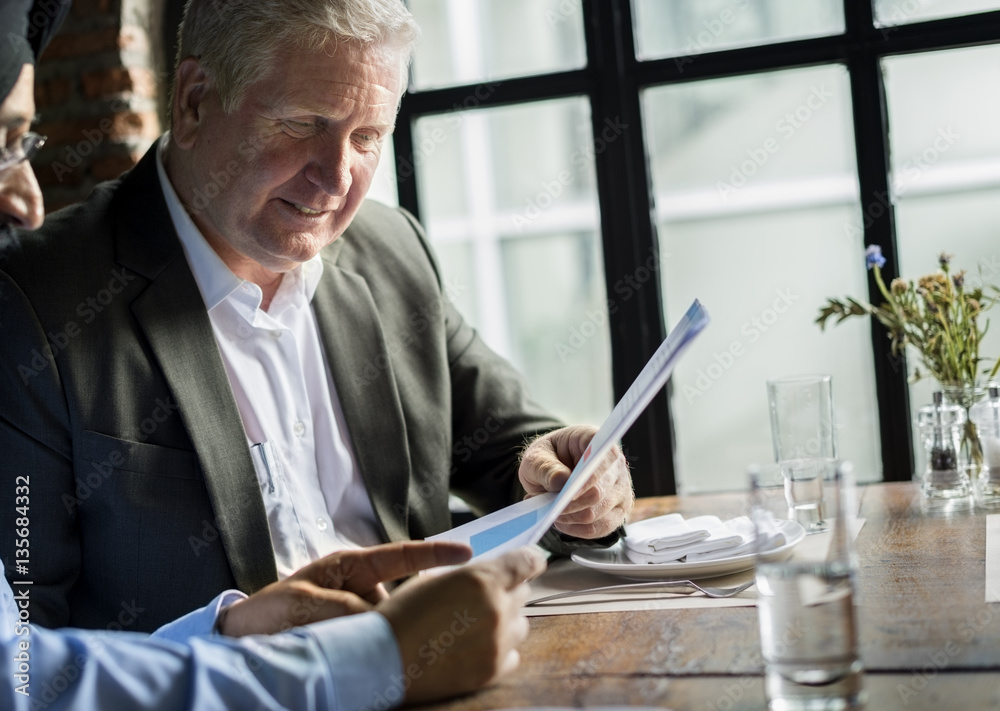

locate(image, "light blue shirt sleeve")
(1, 562), (404, 711)
(149, 589), (248, 642)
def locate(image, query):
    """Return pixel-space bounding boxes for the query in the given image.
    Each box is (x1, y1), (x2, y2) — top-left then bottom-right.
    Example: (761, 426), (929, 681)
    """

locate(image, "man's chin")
(262, 233), (341, 267)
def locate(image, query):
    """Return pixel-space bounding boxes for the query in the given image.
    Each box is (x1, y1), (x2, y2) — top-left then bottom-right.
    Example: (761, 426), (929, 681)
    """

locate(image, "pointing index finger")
(308, 541), (473, 592)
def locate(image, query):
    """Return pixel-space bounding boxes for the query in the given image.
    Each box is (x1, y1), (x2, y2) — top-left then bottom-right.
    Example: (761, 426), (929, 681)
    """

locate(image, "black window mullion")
(583, 0), (674, 495)
(393, 108), (420, 222)
(844, 0), (913, 481)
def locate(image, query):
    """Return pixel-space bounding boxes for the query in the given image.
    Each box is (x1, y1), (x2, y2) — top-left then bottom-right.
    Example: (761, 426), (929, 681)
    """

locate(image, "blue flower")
(865, 245), (886, 270)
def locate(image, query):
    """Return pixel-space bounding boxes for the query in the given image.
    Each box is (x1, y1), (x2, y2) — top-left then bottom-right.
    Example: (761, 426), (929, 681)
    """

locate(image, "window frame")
(395, 0), (1000, 495)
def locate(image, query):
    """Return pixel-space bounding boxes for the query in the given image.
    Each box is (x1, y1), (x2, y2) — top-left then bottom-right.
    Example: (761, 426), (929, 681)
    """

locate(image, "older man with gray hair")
(0, 2), (550, 708)
(0, 0), (633, 635)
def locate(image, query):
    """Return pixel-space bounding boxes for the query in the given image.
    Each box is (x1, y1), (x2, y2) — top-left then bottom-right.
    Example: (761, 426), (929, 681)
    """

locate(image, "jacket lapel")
(112, 146), (277, 592)
(312, 263), (412, 542)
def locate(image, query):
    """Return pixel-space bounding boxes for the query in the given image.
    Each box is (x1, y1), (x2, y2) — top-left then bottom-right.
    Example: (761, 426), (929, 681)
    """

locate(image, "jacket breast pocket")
(69, 430), (230, 632)
(74, 429), (201, 480)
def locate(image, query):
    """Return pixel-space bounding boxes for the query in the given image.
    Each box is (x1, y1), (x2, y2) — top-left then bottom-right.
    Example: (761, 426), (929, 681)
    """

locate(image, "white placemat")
(526, 519), (864, 617)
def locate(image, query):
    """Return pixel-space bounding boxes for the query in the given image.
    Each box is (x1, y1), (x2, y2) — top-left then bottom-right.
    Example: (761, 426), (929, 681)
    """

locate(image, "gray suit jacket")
(0, 145), (567, 631)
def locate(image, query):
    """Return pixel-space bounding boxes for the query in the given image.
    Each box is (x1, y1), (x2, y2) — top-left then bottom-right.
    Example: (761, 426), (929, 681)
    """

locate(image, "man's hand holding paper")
(428, 300), (709, 561)
(519, 425), (634, 539)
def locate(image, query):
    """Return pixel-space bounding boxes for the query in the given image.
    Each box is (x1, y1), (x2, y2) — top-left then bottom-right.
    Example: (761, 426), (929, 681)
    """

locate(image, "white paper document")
(427, 299), (710, 561)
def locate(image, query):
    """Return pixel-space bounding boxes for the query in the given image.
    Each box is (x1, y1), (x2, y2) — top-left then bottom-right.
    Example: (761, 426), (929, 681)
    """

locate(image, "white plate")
(570, 519), (806, 581)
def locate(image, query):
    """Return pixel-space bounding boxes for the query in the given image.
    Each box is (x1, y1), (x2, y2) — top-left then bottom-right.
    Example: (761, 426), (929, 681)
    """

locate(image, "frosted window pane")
(632, 0), (843, 62)
(875, 0), (1000, 27)
(413, 98), (612, 425)
(367, 138), (399, 207)
(409, 0), (586, 91)
(643, 65), (882, 492)
(501, 232), (611, 425)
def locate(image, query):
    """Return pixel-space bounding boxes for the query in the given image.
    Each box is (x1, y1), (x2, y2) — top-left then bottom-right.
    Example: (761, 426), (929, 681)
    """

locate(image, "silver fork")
(525, 579), (755, 606)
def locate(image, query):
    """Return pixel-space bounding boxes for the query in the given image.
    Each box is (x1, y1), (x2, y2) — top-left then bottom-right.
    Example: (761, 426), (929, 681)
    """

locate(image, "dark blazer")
(0, 145), (564, 631)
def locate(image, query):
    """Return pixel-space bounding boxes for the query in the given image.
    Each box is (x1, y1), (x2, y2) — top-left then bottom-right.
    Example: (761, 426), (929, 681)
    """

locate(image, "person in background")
(0, 0), (634, 633)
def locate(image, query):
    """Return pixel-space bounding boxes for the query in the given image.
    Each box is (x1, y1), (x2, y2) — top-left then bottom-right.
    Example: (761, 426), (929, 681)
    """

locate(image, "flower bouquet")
(816, 245), (1000, 469)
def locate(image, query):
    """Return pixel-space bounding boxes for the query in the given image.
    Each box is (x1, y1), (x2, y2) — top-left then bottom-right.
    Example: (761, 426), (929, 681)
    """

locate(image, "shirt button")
(237, 324), (251, 338)
(293, 421), (306, 437)
(270, 330), (282, 340)
(316, 517), (328, 532)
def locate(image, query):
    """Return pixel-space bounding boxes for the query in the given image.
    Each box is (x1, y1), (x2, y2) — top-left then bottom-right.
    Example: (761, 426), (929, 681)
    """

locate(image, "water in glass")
(756, 560), (863, 710)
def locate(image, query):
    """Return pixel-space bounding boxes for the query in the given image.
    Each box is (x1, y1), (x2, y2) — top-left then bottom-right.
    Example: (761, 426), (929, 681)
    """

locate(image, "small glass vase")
(940, 380), (988, 478)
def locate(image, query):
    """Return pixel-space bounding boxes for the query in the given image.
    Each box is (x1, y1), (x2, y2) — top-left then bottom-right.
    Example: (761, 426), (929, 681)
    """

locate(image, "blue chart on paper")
(469, 509), (540, 557)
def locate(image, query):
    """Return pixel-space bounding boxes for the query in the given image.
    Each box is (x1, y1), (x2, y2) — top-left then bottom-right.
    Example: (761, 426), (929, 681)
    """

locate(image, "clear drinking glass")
(751, 461), (865, 711)
(767, 374), (837, 532)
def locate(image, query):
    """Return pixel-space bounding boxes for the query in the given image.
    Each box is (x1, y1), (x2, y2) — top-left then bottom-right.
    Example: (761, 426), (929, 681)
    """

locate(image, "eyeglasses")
(0, 132), (46, 174)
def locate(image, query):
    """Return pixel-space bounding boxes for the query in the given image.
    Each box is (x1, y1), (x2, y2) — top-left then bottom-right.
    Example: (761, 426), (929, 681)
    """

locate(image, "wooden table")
(418, 482), (1000, 710)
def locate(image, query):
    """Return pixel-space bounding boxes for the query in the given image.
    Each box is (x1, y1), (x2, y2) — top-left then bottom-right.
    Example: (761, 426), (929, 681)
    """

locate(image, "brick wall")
(34, 0), (167, 211)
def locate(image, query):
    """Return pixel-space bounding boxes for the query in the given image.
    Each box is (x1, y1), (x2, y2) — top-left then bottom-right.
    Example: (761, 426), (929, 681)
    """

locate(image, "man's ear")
(171, 57), (210, 150)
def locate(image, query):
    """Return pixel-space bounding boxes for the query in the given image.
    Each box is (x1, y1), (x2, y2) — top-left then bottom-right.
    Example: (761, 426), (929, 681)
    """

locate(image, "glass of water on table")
(767, 374), (837, 533)
(750, 461), (864, 711)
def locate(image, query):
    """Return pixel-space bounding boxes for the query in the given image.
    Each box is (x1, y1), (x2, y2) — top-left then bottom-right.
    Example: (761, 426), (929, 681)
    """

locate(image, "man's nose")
(0, 161), (45, 231)
(306, 141), (352, 197)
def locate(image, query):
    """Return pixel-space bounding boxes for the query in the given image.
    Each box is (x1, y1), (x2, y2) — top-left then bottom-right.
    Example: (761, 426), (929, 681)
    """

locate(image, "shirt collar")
(155, 133), (324, 312)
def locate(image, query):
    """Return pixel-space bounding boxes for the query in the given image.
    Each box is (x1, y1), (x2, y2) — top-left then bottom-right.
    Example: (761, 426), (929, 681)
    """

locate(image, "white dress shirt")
(155, 136), (381, 578)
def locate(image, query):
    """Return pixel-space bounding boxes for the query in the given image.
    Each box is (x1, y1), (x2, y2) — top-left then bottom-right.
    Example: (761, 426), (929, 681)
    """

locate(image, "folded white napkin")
(625, 515), (740, 563)
(623, 514), (786, 565)
(622, 513), (712, 550)
(686, 516), (786, 562)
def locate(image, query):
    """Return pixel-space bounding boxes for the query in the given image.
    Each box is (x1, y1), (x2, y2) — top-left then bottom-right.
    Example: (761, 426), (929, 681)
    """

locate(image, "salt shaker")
(916, 392), (972, 503)
(971, 385), (1000, 507)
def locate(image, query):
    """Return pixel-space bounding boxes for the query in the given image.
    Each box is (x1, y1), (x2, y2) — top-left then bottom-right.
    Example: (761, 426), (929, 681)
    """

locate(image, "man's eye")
(283, 120), (315, 135)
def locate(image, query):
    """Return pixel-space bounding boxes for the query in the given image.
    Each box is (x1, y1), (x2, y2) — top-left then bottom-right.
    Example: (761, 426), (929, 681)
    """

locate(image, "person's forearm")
(3, 613), (402, 711)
